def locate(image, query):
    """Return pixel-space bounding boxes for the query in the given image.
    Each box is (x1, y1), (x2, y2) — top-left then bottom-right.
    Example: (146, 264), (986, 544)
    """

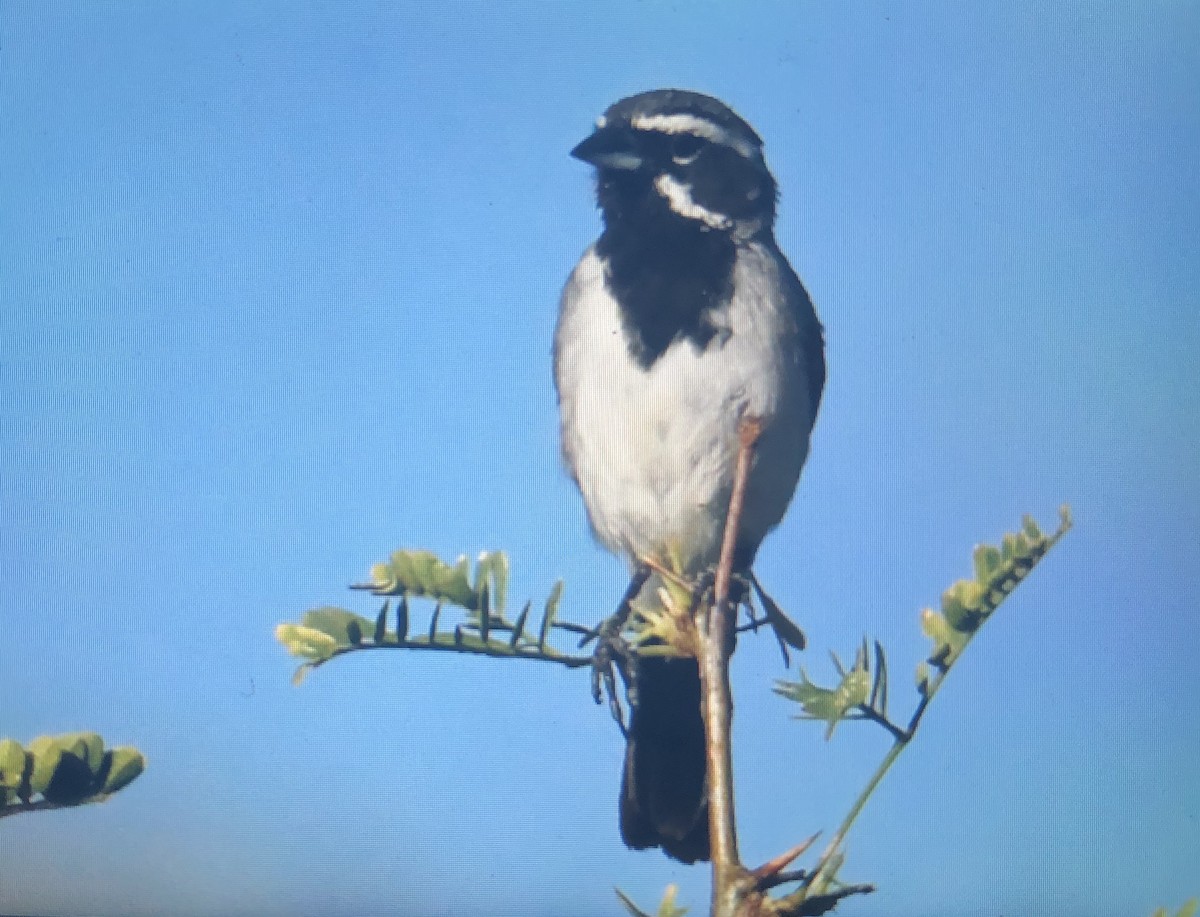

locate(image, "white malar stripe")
(654, 174), (732, 230)
(631, 112), (759, 159)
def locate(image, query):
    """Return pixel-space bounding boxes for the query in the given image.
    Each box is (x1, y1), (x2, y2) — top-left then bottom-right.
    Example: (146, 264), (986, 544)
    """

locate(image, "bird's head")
(571, 89), (777, 240)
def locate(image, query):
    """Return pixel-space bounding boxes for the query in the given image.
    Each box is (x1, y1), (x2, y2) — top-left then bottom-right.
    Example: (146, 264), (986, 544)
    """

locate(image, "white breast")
(554, 243), (814, 573)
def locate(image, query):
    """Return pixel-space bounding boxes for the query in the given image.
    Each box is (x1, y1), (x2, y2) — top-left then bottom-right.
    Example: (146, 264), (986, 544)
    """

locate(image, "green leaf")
(869, 640), (888, 715)
(1022, 514), (1042, 540)
(923, 510), (1072, 670)
(479, 584), (491, 643)
(776, 663), (869, 740)
(474, 551), (509, 616)
(829, 649), (847, 678)
(921, 608), (967, 668)
(42, 749), (97, 804)
(942, 579), (986, 633)
(301, 608), (373, 646)
(373, 602), (388, 643)
(956, 579), (985, 610)
(615, 884), (689, 917)
(99, 747), (146, 795)
(972, 544), (1001, 582)
(369, 550), (475, 608)
(655, 883), (688, 917)
(615, 888), (655, 917)
(539, 580), (563, 650)
(397, 595), (409, 640)
(1152, 905), (1198, 917)
(428, 602), (442, 641)
(58, 732), (105, 774)
(509, 601), (531, 649)
(1001, 531), (1029, 562)
(291, 663), (313, 687)
(26, 737), (64, 796)
(407, 552), (451, 602)
(915, 661), (932, 695)
(275, 623), (339, 660)
(0, 739), (26, 789)
(369, 560), (401, 593)
(435, 554), (477, 609)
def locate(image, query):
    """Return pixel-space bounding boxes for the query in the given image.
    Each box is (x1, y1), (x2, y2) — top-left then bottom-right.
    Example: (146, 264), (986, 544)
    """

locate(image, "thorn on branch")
(752, 833), (820, 889)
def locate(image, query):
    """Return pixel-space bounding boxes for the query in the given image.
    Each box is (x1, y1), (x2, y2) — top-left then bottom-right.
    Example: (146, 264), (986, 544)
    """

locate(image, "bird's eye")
(670, 134), (705, 164)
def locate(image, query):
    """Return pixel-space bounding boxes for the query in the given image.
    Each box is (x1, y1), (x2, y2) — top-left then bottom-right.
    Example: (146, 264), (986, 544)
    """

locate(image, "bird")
(553, 89), (825, 864)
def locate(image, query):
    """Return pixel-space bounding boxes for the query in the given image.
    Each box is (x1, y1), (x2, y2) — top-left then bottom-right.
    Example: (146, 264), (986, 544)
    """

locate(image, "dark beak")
(570, 125), (642, 171)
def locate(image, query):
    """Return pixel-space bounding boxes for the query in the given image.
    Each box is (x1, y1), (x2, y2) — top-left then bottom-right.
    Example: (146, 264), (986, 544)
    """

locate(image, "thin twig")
(806, 740), (905, 885)
(904, 682), (936, 736)
(851, 704), (909, 744)
(790, 516), (1074, 898)
(702, 415), (763, 917)
(799, 652), (944, 893)
(297, 635), (594, 680)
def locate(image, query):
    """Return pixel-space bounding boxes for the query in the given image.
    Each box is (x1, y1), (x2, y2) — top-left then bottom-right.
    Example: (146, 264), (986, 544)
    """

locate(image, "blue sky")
(2, 3), (1197, 915)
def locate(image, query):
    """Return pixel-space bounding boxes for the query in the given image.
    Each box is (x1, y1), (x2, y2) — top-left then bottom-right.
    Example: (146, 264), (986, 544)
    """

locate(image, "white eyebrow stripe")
(631, 112), (759, 159)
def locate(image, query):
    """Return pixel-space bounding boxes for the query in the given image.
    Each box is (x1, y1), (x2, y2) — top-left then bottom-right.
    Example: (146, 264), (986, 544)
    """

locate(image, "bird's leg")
(594, 634), (637, 737)
(583, 563), (651, 736)
(730, 572), (753, 625)
(698, 570), (758, 642)
(688, 569), (716, 626)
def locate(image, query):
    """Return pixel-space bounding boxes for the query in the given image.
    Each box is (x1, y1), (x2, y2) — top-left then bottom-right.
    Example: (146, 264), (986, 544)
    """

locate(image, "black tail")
(619, 655), (710, 863)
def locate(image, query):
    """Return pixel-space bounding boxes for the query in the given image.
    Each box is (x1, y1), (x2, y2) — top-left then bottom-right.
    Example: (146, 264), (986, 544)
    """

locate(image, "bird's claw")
(587, 563), (652, 736)
(590, 624), (638, 737)
(688, 570), (716, 617)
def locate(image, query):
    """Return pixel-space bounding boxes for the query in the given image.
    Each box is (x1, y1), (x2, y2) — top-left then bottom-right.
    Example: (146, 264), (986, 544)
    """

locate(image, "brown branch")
(702, 415), (763, 917)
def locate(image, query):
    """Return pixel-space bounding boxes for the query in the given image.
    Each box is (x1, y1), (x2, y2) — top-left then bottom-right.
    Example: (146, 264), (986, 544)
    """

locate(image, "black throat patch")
(596, 179), (737, 369)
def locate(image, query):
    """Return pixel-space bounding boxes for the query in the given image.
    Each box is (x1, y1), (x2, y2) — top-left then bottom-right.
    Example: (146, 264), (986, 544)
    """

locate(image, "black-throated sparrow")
(554, 90), (825, 863)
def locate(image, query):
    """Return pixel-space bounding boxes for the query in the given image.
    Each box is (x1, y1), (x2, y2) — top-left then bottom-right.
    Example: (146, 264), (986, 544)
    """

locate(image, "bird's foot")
(582, 563), (652, 736)
(590, 625), (639, 736)
(687, 570), (715, 618)
(689, 569), (757, 632)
